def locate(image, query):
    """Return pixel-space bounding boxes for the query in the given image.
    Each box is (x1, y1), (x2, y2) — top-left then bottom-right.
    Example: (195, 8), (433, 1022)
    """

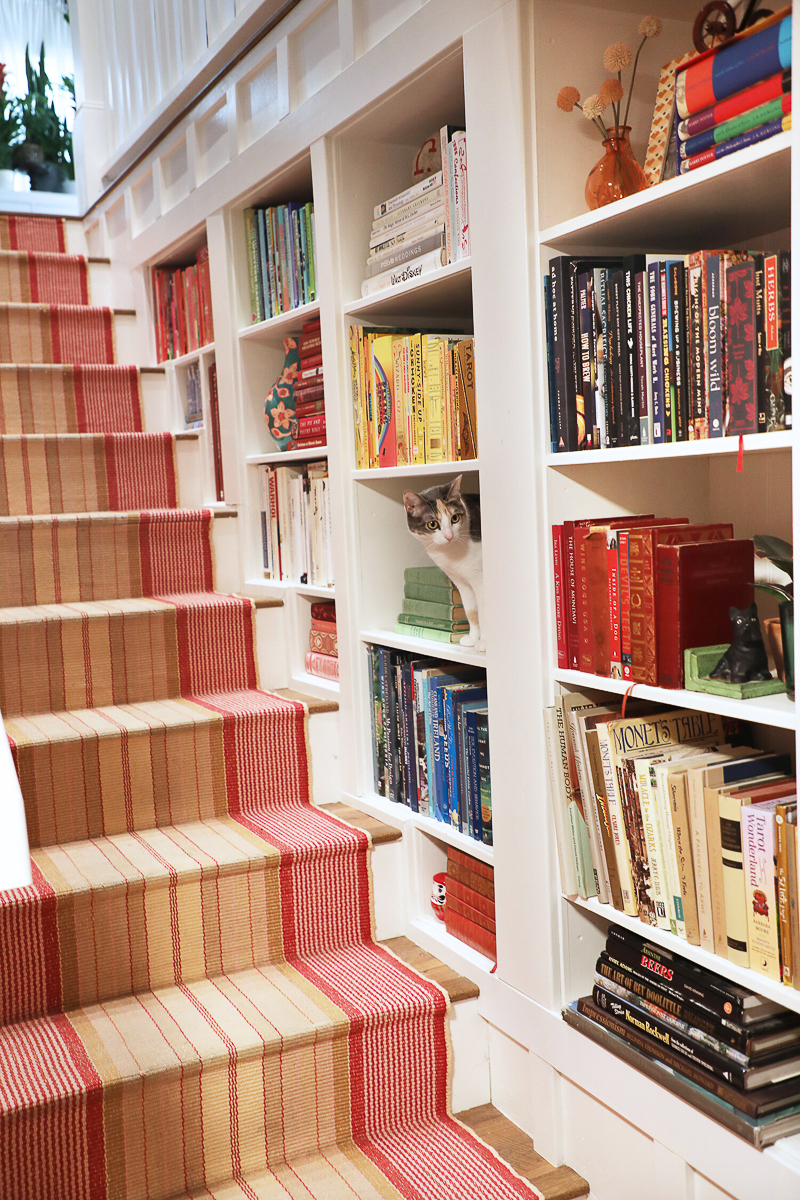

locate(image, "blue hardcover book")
(427, 669), (480, 821)
(454, 692), (488, 837)
(464, 709), (481, 839)
(442, 684), (484, 831)
(647, 262), (665, 442)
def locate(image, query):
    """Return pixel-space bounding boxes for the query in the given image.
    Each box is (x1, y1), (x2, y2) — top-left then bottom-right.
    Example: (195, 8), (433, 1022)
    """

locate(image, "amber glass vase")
(584, 125), (647, 211)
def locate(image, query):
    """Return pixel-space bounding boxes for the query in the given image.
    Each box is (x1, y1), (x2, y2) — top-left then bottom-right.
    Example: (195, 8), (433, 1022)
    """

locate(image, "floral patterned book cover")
(725, 260), (757, 434)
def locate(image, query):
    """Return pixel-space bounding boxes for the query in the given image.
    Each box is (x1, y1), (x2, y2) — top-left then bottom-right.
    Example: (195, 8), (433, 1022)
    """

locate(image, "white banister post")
(0, 718), (31, 892)
(70, 0), (112, 208)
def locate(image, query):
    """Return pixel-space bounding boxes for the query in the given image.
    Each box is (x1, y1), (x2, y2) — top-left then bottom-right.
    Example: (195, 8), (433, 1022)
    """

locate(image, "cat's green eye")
(427, 519), (439, 530)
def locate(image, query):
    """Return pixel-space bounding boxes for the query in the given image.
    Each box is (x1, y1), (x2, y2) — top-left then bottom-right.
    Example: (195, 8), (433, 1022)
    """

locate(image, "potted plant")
(754, 534), (793, 700)
(0, 63), (21, 190)
(14, 44), (65, 192)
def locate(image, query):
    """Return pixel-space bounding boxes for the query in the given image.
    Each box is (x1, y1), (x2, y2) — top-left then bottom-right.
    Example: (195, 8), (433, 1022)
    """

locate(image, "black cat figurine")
(709, 602), (772, 683)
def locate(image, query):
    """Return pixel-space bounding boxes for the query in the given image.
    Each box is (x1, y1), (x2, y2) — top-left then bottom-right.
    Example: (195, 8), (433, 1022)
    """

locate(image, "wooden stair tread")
(322, 801), (399, 843)
(273, 687), (338, 714)
(381, 935), (479, 1003)
(456, 1104), (589, 1200)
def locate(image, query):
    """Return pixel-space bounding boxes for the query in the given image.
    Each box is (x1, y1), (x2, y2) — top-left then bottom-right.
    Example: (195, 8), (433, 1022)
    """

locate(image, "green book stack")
(396, 566), (468, 643)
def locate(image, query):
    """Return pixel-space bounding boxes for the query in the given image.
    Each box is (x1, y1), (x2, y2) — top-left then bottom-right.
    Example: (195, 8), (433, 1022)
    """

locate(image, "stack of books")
(350, 328), (477, 469)
(565, 925), (800, 1147)
(258, 460), (333, 587)
(546, 247), (791, 452)
(545, 694), (800, 984)
(361, 126), (469, 298)
(152, 244), (214, 362)
(244, 201), (316, 321)
(367, 645), (491, 844)
(397, 566), (469, 644)
(445, 847), (495, 959)
(306, 600), (337, 682)
(676, 11), (791, 175)
(552, 514), (759, 688)
(185, 362), (203, 429)
(290, 317), (325, 451)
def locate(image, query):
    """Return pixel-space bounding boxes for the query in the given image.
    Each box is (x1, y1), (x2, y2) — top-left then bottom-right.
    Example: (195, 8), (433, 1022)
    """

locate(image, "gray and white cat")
(403, 475), (484, 652)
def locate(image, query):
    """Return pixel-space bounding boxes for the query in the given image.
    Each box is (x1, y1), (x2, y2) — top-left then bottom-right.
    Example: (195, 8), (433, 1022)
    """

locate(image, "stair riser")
(0, 511), (214, 607)
(0, 599), (258, 716)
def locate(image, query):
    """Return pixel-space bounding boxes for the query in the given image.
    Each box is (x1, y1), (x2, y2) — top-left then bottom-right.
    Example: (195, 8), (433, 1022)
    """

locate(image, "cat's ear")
(446, 475), (463, 501)
(403, 491), (423, 515)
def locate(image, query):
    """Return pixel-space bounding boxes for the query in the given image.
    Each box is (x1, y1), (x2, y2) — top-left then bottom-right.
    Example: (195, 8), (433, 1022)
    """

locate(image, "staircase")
(0, 215), (547, 1200)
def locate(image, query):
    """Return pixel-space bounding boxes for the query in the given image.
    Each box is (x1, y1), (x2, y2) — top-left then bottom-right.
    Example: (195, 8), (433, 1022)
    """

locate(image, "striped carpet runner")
(0, 215), (542, 1200)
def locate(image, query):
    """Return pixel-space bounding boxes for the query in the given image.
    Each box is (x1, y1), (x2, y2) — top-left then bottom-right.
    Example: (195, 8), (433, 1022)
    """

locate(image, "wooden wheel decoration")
(692, 0), (775, 53)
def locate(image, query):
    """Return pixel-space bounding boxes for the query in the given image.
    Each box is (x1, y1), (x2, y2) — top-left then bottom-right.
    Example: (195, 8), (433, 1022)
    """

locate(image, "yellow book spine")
(410, 333), (425, 464)
(349, 325), (365, 469)
(426, 336), (444, 463)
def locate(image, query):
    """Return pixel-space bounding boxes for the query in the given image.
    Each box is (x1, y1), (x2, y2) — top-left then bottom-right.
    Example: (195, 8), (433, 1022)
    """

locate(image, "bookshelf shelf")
(569, 895), (800, 1019)
(549, 431), (792, 467)
(343, 789), (494, 866)
(353, 460), (480, 481)
(553, 668), (796, 731)
(246, 447), (329, 465)
(360, 629), (487, 669)
(344, 259), (473, 324)
(291, 668), (339, 695)
(239, 301), (320, 344)
(409, 913), (496, 973)
(539, 132), (791, 254)
(162, 342), (215, 368)
(244, 579), (336, 601)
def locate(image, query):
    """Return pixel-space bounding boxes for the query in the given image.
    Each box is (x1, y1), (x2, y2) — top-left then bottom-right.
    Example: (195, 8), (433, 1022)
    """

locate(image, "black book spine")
(395, 662), (409, 805)
(606, 927), (746, 1022)
(549, 257), (578, 451)
(596, 954), (748, 1052)
(578, 273), (596, 449)
(543, 275), (559, 453)
(593, 985), (747, 1087)
(753, 253), (768, 433)
(376, 647), (390, 797)
(623, 255), (645, 445)
(660, 262), (673, 441)
(634, 271), (649, 445)
(401, 661), (419, 812)
(669, 260), (689, 441)
(598, 268), (613, 447)
(609, 271), (625, 446)
(780, 249), (792, 430)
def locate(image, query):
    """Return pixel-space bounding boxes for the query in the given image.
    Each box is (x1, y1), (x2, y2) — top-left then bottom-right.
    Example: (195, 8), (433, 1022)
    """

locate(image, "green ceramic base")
(684, 645), (786, 699)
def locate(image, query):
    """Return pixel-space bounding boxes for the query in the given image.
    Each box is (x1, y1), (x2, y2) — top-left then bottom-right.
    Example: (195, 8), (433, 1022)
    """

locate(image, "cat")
(403, 475), (484, 651)
(709, 602), (772, 683)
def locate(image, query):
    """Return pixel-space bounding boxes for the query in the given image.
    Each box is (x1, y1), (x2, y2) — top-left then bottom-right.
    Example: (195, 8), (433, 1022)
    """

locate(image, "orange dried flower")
(557, 86), (581, 113)
(603, 42), (632, 72)
(599, 78), (624, 105)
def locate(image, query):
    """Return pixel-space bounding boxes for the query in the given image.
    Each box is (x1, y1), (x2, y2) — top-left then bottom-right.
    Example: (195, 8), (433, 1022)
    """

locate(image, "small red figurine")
(430, 872), (447, 921)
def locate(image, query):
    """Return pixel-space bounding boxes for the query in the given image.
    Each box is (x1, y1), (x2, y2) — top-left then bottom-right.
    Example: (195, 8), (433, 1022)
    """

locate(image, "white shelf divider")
(246, 447), (329, 465)
(239, 301), (320, 343)
(360, 628), (487, 668)
(342, 789), (494, 865)
(549, 431), (792, 467)
(354, 459), (480, 481)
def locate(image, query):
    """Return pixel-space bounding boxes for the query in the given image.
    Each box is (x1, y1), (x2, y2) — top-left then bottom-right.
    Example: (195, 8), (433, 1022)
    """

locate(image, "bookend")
(684, 644), (786, 698)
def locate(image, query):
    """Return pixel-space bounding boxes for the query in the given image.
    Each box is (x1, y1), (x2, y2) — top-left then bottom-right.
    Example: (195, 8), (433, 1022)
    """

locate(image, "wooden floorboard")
(272, 686), (338, 714)
(381, 934), (479, 1003)
(457, 1104), (589, 1200)
(323, 801), (401, 845)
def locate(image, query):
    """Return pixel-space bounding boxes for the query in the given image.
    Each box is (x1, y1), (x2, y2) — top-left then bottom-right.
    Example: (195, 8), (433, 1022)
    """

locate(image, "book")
(655, 539), (755, 688)
(680, 112), (791, 173)
(401, 598), (467, 621)
(677, 68), (791, 139)
(446, 875), (495, 922)
(308, 629), (337, 657)
(360, 248), (447, 297)
(373, 171), (444, 220)
(445, 906), (496, 958)
(675, 13), (792, 120)
(305, 651), (339, 681)
(679, 94), (792, 160)
(743, 798), (793, 981)
(396, 613), (468, 633)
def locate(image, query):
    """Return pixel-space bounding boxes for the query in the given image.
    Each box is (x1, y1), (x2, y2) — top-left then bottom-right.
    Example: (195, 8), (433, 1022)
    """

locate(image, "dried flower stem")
(577, 103), (610, 139)
(623, 35), (648, 128)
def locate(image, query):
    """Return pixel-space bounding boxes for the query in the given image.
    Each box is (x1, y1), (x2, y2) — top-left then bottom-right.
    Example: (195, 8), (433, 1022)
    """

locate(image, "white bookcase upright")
(82, 0), (800, 1195)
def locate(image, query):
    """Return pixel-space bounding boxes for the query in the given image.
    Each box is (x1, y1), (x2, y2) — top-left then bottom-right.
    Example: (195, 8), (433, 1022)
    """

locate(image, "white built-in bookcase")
(82, 0), (800, 1195)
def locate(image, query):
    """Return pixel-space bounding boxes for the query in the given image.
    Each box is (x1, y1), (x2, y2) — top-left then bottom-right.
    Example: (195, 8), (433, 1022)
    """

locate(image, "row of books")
(258, 461), (333, 587)
(545, 247), (791, 453)
(675, 11), (792, 175)
(368, 645), (491, 846)
(152, 245), (214, 362)
(361, 127), (469, 298)
(244, 201), (316, 323)
(546, 693), (800, 985)
(184, 360), (224, 501)
(396, 565), (470, 645)
(289, 317), (325, 451)
(552, 513), (757, 688)
(566, 925), (800, 1148)
(306, 599), (338, 682)
(349, 327), (477, 470)
(444, 847), (495, 960)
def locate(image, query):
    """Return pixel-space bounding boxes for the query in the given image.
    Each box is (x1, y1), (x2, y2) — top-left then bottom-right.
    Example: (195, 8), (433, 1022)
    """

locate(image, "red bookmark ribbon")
(736, 434), (744, 473)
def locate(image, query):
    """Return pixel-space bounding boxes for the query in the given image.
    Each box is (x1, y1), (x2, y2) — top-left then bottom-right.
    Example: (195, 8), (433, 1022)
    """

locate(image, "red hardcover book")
(445, 876), (496, 922)
(293, 382), (325, 404)
(207, 361), (224, 502)
(582, 517), (660, 676)
(294, 413), (326, 437)
(299, 351), (323, 370)
(444, 908), (497, 959)
(310, 617), (336, 634)
(302, 316), (321, 333)
(311, 601), (336, 622)
(295, 399), (326, 418)
(299, 364), (323, 382)
(286, 436), (326, 451)
(619, 530), (632, 681)
(447, 846), (493, 883)
(726, 259), (757, 434)
(607, 532), (622, 680)
(552, 525), (568, 669)
(308, 629), (337, 656)
(299, 332), (322, 357)
(305, 651), (339, 681)
(446, 894), (497, 935)
(628, 522), (731, 684)
(446, 857), (495, 901)
(656, 539), (755, 688)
